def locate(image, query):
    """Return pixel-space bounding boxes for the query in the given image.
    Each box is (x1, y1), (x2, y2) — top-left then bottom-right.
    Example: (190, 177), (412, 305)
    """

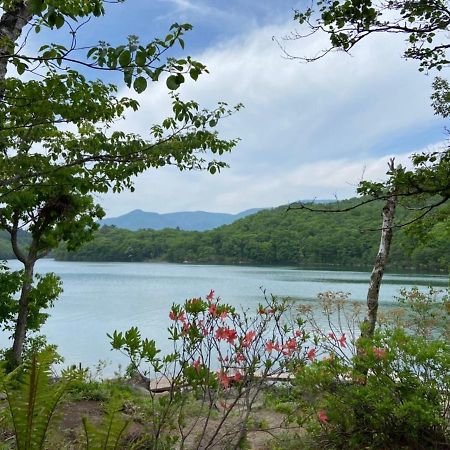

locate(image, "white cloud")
(163, 0), (198, 9)
(100, 141), (445, 216)
(157, 0), (231, 21)
(100, 20), (445, 216)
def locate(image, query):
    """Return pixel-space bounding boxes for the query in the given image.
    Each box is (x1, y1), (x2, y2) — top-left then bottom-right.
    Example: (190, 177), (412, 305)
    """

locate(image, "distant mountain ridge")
(99, 208), (262, 231)
(55, 197), (449, 272)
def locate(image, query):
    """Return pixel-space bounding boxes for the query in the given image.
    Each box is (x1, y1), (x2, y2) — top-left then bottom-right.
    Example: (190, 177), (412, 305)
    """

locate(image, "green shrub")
(291, 290), (450, 450)
(1, 349), (70, 450)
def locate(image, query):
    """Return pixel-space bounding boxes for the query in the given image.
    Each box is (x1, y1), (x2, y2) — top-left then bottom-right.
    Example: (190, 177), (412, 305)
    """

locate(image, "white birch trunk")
(361, 194), (397, 339)
(0, 1), (31, 97)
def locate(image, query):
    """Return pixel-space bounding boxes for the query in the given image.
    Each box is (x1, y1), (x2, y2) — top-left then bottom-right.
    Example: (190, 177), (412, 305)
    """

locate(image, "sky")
(31, 1), (450, 216)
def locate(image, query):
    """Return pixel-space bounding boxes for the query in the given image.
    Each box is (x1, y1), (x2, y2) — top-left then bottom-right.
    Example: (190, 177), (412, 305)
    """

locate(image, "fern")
(2, 349), (68, 450)
(82, 399), (129, 450)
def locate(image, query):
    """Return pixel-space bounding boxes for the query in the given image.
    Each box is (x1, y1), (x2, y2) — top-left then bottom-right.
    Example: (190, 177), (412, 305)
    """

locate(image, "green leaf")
(16, 63), (27, 75)
(55, 14), (64, 29)
(189, 68), (199, 81)
(133, 76), (147, 93)
(29, 0), (45, 15)
(47, 12), (56, 27)
(93, 3), (103, 17)
(135, 51), (147, 67)
(123, 69), (133, 87)
(176, 73), (185, 84)
(166, 75), (180, 90)
(146, 45), (156, 57)
(108, 331), (124, 350)
(118, 50), (132, 68)
(87, 47), (97, 58)
(107, 56), (117, 69)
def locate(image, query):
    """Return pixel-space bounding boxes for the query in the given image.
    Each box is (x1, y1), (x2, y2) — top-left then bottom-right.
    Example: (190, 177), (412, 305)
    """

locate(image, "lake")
(2, 259), (448, 375)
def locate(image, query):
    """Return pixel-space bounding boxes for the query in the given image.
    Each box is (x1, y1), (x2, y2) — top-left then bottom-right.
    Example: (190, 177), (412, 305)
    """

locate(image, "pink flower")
(282, 338), (297, 355)
(328, 332), (336, 340)
(295, 330), (303, 338)
(169, 310), (186, 323)
(318, 410), (328, 423)
(233, 371), (242, 382)
(217, 371), (230, 389)
(215, 327), (237, 344)
(206, 289), (215, 301)
(182, 321), (190, 334)
(265, 340), (280, 354)
(242, 331), (256, 348)
(373, 347), (387, 359)
(215, 327), (227, 340)
(225, 328), (237, 344)
(338, 334), (347, 348)
(285, 338), (297, 351)
(193, 358), (201, 373)
(307, 347), (316, 361)
(198, 320), (208, 336)
(235, 352), (246, 364)
(208, 303), (217, 316)
(219, 311), (228, 321)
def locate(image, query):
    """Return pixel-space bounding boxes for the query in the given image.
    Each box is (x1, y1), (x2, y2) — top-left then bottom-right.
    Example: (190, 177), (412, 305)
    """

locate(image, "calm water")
(2, 259), (448, 374)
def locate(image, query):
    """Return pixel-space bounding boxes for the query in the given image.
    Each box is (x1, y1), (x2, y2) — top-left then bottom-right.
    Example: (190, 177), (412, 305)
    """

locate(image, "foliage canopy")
(0, 0), (240, 365)
(288, 0), (450, 225)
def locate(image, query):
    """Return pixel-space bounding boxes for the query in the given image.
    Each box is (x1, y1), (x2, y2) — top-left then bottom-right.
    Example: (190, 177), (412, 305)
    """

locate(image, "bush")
(289, 290), (450, 450)
(109, 290), (308, 448)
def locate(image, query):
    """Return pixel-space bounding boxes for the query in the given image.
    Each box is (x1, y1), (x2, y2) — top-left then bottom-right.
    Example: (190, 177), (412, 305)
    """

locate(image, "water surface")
(3, 260), (448, 374)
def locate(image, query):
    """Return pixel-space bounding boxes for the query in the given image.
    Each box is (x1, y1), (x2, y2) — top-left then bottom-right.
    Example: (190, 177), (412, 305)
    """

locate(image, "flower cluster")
(328, 332), (347, 347)
(168, 290), (307, 390)
(373, 346), (387, 359)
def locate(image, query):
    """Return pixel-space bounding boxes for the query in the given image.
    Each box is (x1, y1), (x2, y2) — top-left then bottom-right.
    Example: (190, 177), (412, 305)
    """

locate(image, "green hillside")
(52, 199), (450, 272)
(0, 230), (31, 260)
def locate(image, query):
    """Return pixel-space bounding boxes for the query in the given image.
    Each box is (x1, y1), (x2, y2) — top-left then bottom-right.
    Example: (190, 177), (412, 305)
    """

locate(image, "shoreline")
(46, 257), (450, 277)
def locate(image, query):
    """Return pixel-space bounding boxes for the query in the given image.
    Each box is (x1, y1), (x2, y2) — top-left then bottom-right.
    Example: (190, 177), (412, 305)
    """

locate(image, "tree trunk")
(0, 1), (31, 97)
(11, 259), (34, 366)
(361, 195), (397, 339)
(8, 220), (37, 367)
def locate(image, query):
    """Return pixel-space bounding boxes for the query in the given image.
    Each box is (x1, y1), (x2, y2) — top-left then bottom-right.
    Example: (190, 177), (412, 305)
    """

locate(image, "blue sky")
(29, 1), (448, 215)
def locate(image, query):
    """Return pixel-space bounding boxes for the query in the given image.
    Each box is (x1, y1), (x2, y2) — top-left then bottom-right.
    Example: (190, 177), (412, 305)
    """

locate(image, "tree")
(0, 0), (240, 366)
(286, 0), (450, 337)
(290, 0), (450, 71)
(286, 0), (450, 210)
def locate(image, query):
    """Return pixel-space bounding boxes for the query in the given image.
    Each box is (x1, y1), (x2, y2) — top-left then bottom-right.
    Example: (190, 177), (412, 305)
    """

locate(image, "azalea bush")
(285, 290), (450, 450)
(109, 290), (310, 448)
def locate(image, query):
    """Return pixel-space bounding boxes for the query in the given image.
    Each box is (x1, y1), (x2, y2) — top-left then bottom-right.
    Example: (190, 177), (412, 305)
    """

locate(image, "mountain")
(98, 208), (262, 231)
(56, 198), (450, 272)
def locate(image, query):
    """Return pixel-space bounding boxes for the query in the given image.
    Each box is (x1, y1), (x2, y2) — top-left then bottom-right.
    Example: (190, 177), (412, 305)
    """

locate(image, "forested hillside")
(53, 199), (449, 272)
(0, 231), (31, 260)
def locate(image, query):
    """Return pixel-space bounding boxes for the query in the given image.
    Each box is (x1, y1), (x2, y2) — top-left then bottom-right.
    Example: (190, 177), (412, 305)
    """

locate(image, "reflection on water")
(1, 259), (447, 374)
